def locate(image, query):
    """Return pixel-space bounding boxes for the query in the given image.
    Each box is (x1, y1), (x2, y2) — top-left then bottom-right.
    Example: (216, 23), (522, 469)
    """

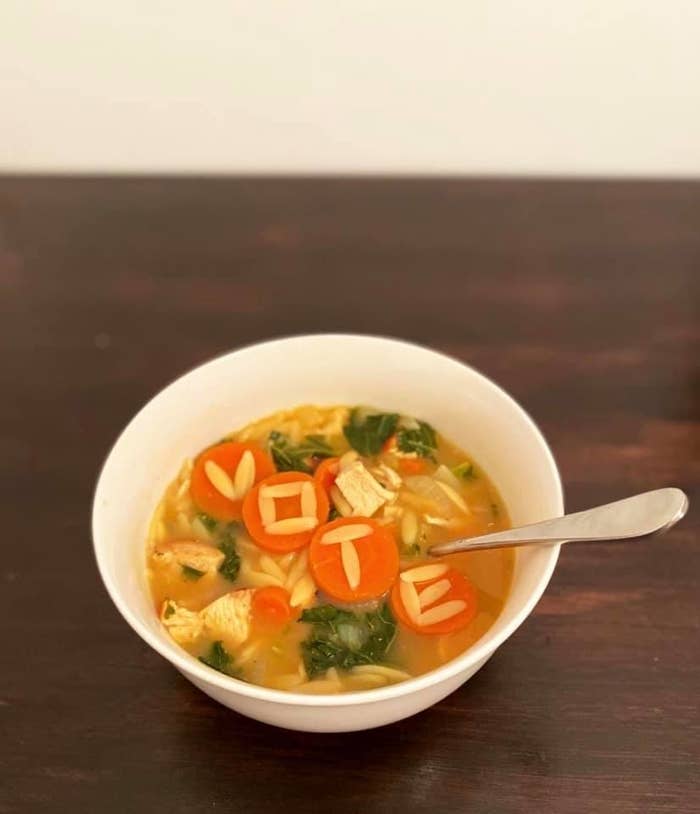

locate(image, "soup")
(147, 405), (514, 693)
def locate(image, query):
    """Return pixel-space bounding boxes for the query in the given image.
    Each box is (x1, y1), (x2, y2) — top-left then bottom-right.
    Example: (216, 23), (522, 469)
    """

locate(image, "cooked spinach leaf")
(196, 512), (219, 532)
(191, 515), (241, 581)
(198, 641), (236, 676)
(181, 564), (205, 581)
(343, 410), (399, 456)
(453, 461), (477, 480)
(163, 601), (175, 619)
(328, 506), (341, 521)
(218, 536), (241, 582)
(396, 420), (437, 460)
(268, 431), (334, 473)
(300, 603), (397, 677)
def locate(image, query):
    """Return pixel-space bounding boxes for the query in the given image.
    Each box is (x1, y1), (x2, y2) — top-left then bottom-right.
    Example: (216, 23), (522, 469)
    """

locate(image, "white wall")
(2, 1), (699, 176)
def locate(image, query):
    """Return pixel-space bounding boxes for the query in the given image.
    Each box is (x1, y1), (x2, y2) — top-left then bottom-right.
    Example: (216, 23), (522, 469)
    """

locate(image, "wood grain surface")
(0, 177), (698, 813)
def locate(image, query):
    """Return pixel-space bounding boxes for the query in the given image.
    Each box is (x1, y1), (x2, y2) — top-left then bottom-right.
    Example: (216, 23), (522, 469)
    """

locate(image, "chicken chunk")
(152, 541), (225, 575)
(160, 600), (203, 645)
(160, 589), (253, 650)
(335, 460), (395, 517)
(200, 589), (254, 648)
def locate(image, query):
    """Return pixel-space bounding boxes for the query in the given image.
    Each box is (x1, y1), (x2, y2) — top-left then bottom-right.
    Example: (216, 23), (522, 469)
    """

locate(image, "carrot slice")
(190, 442), (275, 522)
(242, 471), (329, 553)
(398, 457), (428, 475)
(308, 517), (399, 603)
(391, 564), (477, 635)
(314, 456), (340, 493)
(252, 586), (293, 629)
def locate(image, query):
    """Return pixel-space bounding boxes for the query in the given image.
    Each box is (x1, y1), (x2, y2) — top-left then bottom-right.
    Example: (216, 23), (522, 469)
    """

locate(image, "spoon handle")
(428, 488), (689, 557)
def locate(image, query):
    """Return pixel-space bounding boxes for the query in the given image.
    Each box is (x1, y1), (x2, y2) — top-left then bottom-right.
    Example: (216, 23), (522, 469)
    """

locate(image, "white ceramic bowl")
(93, 335), (563, 732)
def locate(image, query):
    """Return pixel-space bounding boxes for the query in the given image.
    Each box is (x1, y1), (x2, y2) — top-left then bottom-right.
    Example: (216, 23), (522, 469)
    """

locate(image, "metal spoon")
(428, 488), (689, 557)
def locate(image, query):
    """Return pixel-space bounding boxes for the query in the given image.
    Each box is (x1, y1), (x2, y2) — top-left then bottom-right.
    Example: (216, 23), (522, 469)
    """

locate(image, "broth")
(147, 405), (514, 693)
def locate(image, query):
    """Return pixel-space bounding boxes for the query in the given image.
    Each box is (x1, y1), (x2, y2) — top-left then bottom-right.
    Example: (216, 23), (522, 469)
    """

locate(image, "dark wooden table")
(1, 177), (698, 814)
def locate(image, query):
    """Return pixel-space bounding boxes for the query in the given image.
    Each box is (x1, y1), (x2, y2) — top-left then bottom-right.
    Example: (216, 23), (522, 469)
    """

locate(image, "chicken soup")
(147, 406), (514, 693)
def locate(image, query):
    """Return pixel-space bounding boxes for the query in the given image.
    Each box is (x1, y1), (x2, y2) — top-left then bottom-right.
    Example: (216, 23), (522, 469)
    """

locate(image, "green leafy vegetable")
(268, 431), (334, 474)
(343, 410), (399, 456)
(198, 641), (237, 676)
(163, 601), (175, 619)
(218, 537), (241, 582)
(196, 512), (219, 532)
(453, 461), (477, 480)
(396, 420), (437, 460)
(300, 603), (397, 678)
(191, 516), (241, 581)
(181, 564), (205, 581)
(328, 506), (341, 521)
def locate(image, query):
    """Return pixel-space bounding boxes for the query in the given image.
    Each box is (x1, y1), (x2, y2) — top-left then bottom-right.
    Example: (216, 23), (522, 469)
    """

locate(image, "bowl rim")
(92, 333), (563, 707)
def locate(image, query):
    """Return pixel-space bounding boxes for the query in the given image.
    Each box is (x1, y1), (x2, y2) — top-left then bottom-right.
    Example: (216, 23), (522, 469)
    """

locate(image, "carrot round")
(314, 456), (339, 493)
(308, 517), (399, 603)
(252, 586), (293, 629)
(190, 441), (275, 522)
(242, 471), (330, 553)
(391, 565), (477, 635)
(398, 457), (428, 475)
